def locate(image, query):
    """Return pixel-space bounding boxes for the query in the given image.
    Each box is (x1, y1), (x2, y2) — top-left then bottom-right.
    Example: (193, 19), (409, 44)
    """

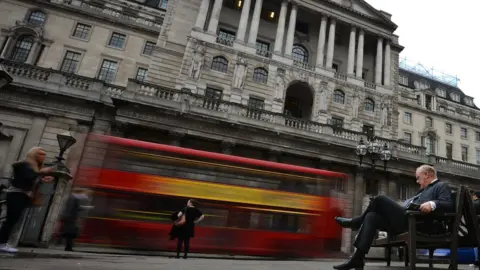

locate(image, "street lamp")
(49, 130), (76, 180)
(0, 64), (13, 89)
(356, 128), (392, 170)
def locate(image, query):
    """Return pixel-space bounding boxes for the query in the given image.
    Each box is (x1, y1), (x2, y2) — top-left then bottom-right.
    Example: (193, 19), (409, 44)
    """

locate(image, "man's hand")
(40, 167), (54, 174)
(419, 202), (433, 213)
(41, 176), (54, 183)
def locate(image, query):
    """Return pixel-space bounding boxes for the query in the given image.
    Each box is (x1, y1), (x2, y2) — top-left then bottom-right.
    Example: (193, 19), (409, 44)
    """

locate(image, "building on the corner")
(0, 0), (478, 255)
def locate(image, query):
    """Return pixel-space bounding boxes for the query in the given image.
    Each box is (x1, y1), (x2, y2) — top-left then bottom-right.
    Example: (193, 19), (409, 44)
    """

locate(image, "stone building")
(0, 0), (478, 254)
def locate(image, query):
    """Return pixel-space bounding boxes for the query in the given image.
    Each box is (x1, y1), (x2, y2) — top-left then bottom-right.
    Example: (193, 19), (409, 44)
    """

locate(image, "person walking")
(0, 147), (54, 253)
(60, 187), (93, 251)
(173, 199), (204, 259)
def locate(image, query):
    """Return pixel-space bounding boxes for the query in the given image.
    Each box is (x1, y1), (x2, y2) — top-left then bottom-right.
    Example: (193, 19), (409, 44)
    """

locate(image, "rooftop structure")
(399, 57), (460, 88)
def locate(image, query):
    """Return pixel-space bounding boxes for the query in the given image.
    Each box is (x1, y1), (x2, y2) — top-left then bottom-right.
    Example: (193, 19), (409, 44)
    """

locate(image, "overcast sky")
(365, 0), (478, 105)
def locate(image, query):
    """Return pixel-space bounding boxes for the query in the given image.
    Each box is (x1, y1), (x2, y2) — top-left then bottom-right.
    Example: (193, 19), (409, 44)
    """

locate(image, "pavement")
(0, 247), (477, 270)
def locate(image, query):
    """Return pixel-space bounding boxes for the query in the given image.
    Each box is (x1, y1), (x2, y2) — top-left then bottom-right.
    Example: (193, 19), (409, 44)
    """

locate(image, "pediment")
(326, 0), (396, 28)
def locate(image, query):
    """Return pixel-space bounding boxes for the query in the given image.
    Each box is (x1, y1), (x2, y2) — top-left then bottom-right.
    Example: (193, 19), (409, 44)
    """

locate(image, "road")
(0, 249), (474, 270)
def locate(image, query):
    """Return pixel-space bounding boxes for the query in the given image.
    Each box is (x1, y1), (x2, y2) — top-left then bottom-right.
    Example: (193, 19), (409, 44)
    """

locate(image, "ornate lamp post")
(356, 128), (392, 170)
(49, 130), (76, 180)
(0, 64), (13, 89)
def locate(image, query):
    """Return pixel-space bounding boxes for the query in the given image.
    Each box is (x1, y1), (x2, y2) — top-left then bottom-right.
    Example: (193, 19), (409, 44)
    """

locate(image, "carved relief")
(274, 68), (286, 101)
(351, 89), (361, 119)
(232, 57), (248, 89)
(380, 98), (391, 127)
(189, 42), (205, 80)
(317, 81), (329, 113)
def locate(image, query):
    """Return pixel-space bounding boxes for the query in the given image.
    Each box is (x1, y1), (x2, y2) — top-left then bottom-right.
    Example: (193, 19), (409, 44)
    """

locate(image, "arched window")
(211, 56), (228, 73)
(10, 35), (34, 63)
(253, 67), (268, 84)
(27, 11), (46, 26)
(364, 98), (375, 112)
(333, 90), (345, 104)
(426, 117), (433, 128)
(292, 44), (308, 64)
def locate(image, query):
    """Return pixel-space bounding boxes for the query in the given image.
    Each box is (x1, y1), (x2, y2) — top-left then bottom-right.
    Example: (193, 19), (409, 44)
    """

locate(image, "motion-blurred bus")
(73, 134), (347, 258)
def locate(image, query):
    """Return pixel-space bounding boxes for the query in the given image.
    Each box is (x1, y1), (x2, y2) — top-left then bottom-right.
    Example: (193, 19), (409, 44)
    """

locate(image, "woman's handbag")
(174, 207), (187, 226)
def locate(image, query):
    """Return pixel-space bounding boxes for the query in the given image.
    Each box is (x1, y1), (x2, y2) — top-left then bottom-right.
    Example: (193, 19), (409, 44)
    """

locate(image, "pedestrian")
(60, 187), (93, 251)
(171, 199), (204, 259)
(0, 147), (54, 253)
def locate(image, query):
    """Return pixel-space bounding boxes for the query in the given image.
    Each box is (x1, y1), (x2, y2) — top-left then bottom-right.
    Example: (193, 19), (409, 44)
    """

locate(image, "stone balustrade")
(3, 59), (479, 176)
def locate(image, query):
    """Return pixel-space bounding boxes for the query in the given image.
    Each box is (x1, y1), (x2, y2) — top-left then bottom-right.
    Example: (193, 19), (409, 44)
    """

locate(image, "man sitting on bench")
(332, 165), (453, 270)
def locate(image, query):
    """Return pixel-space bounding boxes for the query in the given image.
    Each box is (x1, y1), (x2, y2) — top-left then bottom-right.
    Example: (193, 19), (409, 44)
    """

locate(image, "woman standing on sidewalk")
(0, 147), (54, 253)
(174, 199), (204, 259)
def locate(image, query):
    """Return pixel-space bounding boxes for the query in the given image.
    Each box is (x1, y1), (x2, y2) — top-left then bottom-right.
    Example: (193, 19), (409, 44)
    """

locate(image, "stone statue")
(380, 101), (389, 127)
(189, 44), (205, 80)
(318, 81), (329, 112)
(232, 57), (248, 89)
(274, 69), (286, 100)
(352, 90), (360, 119)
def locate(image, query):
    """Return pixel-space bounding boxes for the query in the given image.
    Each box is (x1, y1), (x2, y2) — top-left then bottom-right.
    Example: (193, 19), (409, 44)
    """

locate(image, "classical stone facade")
(0, 0), (479, 254)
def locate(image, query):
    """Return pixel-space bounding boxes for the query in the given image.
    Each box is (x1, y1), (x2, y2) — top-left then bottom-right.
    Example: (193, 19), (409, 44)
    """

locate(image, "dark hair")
(189, 199), (198, 207)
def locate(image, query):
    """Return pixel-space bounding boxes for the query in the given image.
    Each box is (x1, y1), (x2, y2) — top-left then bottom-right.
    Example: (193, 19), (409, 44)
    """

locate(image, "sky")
(365, 0), (479, 105)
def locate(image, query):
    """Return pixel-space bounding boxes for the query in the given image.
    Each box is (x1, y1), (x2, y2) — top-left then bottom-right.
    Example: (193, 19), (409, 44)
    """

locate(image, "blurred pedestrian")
(172, 199), (204, 259)
(60, 187), (93, 251)
(0, 147), (54, 253)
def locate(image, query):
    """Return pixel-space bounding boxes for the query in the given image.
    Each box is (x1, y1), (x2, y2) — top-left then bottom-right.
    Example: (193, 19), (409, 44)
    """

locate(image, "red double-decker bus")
(73, 134), (347, 258)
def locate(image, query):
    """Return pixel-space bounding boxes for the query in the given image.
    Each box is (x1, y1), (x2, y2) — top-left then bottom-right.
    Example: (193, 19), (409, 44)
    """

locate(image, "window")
(211, 56), (228, 73)
(364, 98), (375, 112)
(476, 132), (480, 141)
(108, 32), (127, 48)
(247, 97), (265, 119)
(451, 93), (460, 102)
(217, 29), (235, 46)
(252, 67), (268, 84)
(446, 123), (452, 134)
(477, 150), (480, 165)
(97, 59), (118, 83)
(332, 63), (339, 72)
(72, 23), (91, 40)
(255, 41), (270, 57)
(404, 132), (412, 144)
(27, 11), (46, 26)
(330, 117), (344, 128)
(142, 41), (155, 56)
(365, 178), (378, 196)
(422, 135), (435, 154)
(425, 95), (433, 110)
(135, 67), (148, 82)
(333, 90), (345, 104)
(436, 88), (446, 97)
(292, 44), (308, 64)
(465, 98), (474, 106)
(425, 117), (433, 128)
(10, 36), (34, 63)
(439, 106), (446, 112)
(446, 143), (453, 159)
(399, 184), (408, 201)
(461, 146), (468, 162)
(399, 75), (408, 86)
(403, 112), (412, 124)
(159, 0), (168, 9)
(60, 51), (82, 74)
(203, 88), (222, 110)
(461, 127), (467, 139)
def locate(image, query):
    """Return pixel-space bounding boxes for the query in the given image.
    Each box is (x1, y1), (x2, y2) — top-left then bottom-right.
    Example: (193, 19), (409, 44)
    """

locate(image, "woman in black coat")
(0, 147), (54, 253)
(171, 199), (204, 259)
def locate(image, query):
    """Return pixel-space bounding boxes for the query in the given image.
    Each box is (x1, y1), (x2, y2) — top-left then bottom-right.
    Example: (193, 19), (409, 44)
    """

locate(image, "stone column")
(355, 29), (364, 78)
(194, 0), (211, 31)
(347, 27), (356, 76)
(383, 40), (391, 86)
(352, 170), (365, 217)
(273, 0), (288, 54)
(325, 18), (336, 69)
(26, 38), (40, 64)
(283, 3), (298, 57)
(0, 35), (14, 58)
(375, 37), (383, 85)
(236, 0), (252, 42)
(315, 15), (328, 67)
(246, 0), (263, 46)
(207, 0), (224, 34)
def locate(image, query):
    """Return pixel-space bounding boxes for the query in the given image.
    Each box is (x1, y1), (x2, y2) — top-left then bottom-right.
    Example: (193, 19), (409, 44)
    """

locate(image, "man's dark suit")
(350, 180), (453, 254)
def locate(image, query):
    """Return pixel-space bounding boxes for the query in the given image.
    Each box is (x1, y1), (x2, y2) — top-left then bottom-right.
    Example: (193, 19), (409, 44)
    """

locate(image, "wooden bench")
(368, 185), (480, 270)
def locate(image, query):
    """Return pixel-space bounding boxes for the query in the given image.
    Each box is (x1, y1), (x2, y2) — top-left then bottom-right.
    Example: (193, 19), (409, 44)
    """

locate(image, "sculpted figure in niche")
(232, 57), (248, 89)
(380, 101), (389, 126)
(189, 44), (205, 80)
(351, 90), (361, 119)
(274, 69), (286, 100)
(318, 81), (329, 112)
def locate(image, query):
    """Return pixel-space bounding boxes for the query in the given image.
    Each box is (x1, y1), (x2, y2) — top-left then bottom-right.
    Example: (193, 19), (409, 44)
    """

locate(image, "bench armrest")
(406, 210), (456, 217)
